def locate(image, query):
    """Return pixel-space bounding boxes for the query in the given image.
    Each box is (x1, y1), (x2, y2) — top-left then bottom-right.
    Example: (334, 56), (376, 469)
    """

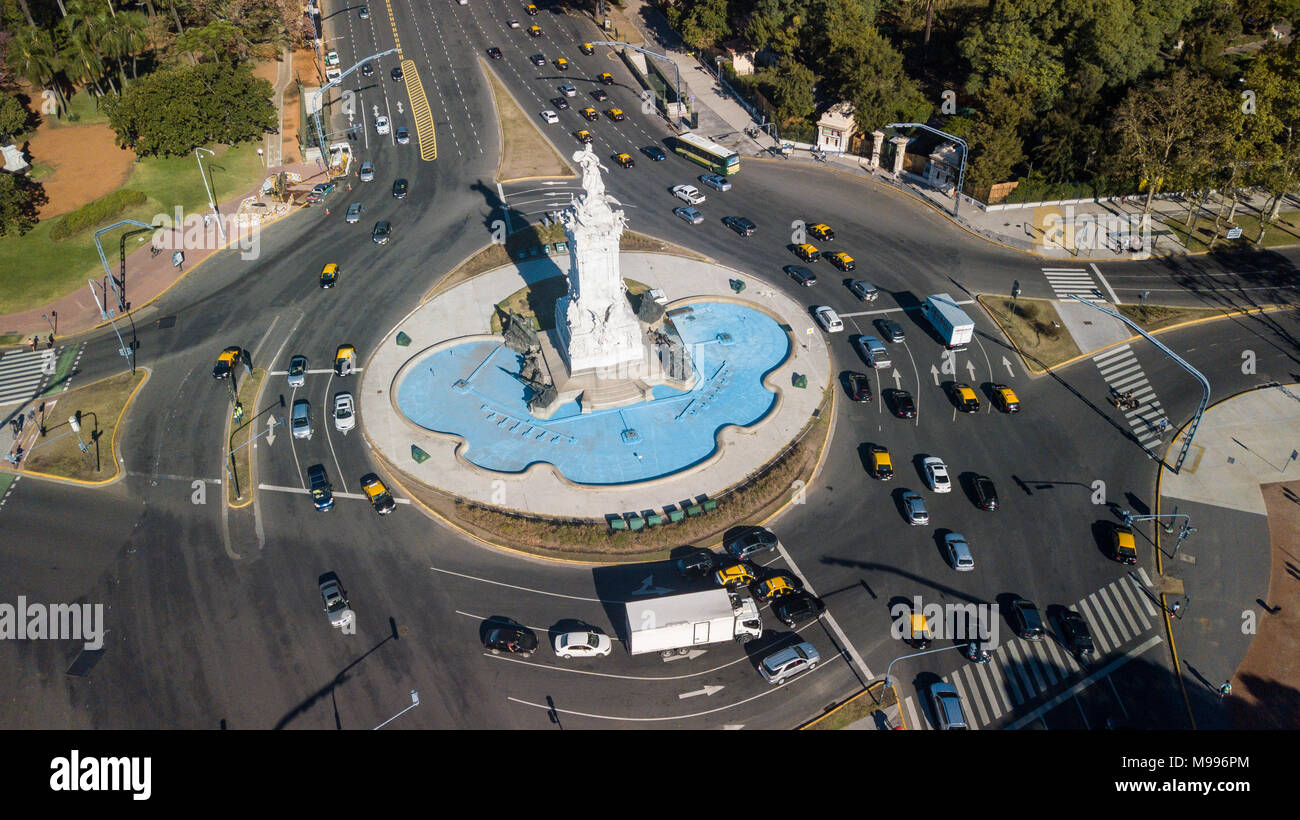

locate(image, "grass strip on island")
(23, 369), (145, 481)
(226, 366), (268, 505)
(980, 296), (1081, 372)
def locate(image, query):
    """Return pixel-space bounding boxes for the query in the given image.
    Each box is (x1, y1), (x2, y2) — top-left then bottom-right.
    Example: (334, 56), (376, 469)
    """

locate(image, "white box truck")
(625, 589), (763, 657)
(922, 293), (975, 349)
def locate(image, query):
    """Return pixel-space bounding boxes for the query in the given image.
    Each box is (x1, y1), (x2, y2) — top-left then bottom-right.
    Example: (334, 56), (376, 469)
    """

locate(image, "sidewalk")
(0, 159), (332, 341)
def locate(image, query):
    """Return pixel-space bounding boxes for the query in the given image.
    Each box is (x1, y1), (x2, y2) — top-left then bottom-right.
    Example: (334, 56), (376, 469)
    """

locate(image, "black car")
(360, 62), (374, 77)
(391, 66), (403, 81)
(550, 96), (570, 110)
(1058, 610), (1095, 661)
(530, 53), (546, 66)
(890, 389), (916, 418)
(674, 549), (717, 578)
(483, 625), (538, 656)
(591, 88), (609, 102)
(723, 216), (756, 236)
(307, 464), (334, 511)
(965, 639), (992, 663)
(371, 220), (392, 244)
(784, 265), (816, 286)
(972, 475), (999, 510)
(875, 318), (905, 342)
(1009, 598), (1045, 640)
(487, 47), (503, 59)
(724, 528), (780, 560)
(847, 372), (872, 402)
(641, 145), (666, 161)
(392, 178), (409, 199)
(771, 591), (826, 627)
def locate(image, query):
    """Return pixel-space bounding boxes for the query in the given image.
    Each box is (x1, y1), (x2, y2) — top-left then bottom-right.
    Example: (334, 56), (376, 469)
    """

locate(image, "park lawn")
(23, 369), (145, 481)
(0, 142), (266, 315)
(1164, 210), (1300, 253)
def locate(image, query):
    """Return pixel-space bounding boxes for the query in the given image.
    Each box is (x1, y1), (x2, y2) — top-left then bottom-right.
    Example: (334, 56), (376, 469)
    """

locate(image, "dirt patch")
(979, 296), (1081, 372)
(482, 58), (573, 182)
(279, 49), (316, 165)
(1228, 480), (1300, 729)
(26, 124), (135, 218)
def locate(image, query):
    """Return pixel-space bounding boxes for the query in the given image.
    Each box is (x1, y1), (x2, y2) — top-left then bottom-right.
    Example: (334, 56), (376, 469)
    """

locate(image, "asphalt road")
(1, 0), (1298, 730)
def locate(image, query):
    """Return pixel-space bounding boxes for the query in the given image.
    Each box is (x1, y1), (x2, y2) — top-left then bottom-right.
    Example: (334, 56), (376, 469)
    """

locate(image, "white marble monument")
(554, 144), (646, 374)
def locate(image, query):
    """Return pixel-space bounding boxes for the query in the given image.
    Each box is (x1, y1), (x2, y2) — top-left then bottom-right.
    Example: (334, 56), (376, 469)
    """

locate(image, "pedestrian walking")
(1159, 418), (1168, 432)
(46, 333), (54, 349)
(30, 336), (38, 351)
(1219, 681), (1232, 697)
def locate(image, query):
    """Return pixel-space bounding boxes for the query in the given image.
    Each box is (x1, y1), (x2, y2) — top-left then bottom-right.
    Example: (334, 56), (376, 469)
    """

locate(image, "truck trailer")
(625, 589), (763, 657)
(921, 293), (975, 349)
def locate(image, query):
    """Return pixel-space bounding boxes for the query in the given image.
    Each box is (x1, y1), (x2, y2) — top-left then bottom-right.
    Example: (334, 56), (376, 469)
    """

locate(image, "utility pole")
(194, 148), (226, 244)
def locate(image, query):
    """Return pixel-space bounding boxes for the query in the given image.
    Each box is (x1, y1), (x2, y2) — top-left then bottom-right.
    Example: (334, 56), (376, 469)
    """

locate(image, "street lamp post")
(86, 278), (134, 375)
(309, 49), (400, 163)
(886, 122), (968, 217)
(66, 411), (95, 469)
(373, 690), (420, 730)
(590, 41), (683, 128)
(226, 396), (285, 501)
(194, 148), (227, 244)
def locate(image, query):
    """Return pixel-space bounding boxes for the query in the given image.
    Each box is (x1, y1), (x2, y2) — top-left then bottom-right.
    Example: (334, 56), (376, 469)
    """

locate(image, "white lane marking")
(323, 371), (349, 493)
(1118, 576), (1154, 630)
(838, 298), (975, 319)
(1098, 585), (1135, 642)
(505, 652), (847, 723)
(1090, 263), (1121, 304)
(1004, 635), (1164, 730)
(267, 368), (364, 376)
(257, 483), (410, 503)
(776, 542), (873, 679)
(431, 564), (603, 603)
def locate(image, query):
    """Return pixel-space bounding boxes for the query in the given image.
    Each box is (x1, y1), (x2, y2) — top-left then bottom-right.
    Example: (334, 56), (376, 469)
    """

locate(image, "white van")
(814, 305), (844, 333)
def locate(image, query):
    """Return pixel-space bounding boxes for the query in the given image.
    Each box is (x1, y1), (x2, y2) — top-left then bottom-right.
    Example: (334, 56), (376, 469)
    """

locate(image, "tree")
(953, 76), (1033, 191)
(1241, 40), (1300, 239)
(0, 94), (34, 139)
(760, 58), (816, 124)
(743, 0), (808, 62)
(679, 0), (729, 50)
(176, 19), (252, 64)
(104, 60), (275, 156)
(6, 27), (66, 117)
(958, 5), (1065, 107)
(0, 172), (47, 237)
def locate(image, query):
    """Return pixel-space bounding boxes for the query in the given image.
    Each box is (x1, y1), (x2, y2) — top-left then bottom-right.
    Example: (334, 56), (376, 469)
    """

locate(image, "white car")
(287, 355), (307, 388)
(457, 0), (467, 4)
(672, 184), (705, 205)
(508, 19), (521, 28)
(673, 206), (703, 224)
(553, 631), (612, 658)
(923, 456), (952, 493)
(320, 577), (353, 629)
(375, 115), (390, 135)
(333, 391), (355, 433)
(814, 305), (843, 333)
(540, 109), (559, 124)
(558, 83), (577, 97)
(325, 67), (342, 83)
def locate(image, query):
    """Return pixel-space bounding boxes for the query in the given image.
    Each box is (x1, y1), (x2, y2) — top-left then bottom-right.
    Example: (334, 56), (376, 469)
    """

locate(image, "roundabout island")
(360, 146), (833, 527)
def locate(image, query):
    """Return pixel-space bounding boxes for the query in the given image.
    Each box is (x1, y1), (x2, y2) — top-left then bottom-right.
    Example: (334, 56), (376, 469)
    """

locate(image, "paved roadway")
(0, 0), (1297, 729)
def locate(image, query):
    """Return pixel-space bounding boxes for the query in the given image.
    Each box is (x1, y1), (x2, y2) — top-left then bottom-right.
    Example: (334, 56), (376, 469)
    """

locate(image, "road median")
(20, 369), (148, 483)
(226, 367), (268, 507)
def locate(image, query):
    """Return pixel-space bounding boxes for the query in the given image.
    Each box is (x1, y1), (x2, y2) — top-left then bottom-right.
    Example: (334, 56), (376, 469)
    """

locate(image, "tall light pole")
(310, 49), (400, 162)
(86, 278), (134, 374)
(373, 690), (420, 730)
(886, 122), (968, 217)
(1068, 295), (1210, 473)
(194, 147), (226, 244)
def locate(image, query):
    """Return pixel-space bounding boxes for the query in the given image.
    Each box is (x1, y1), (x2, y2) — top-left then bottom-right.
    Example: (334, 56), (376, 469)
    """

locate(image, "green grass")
(1164, 210), (1300, 253)
(42, 346), (80, 396)
(226, 367), (267, 505)
(23, 369), (144, 480)
(46, 91), (110, 128)
(0, 142), (266, 315)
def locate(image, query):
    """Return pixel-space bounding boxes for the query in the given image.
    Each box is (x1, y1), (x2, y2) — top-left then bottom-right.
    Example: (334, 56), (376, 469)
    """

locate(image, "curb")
(0, 367), (151, 487)
(225, 367), (271, 510)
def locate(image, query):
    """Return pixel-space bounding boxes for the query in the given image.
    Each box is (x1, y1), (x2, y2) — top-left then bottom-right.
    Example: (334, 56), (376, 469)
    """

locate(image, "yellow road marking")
(403, 61), (438, 161)
(384, 0), (402, 58)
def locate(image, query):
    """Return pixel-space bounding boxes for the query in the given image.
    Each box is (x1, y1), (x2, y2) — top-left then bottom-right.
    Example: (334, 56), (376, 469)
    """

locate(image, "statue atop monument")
(554, 144), (644, 374)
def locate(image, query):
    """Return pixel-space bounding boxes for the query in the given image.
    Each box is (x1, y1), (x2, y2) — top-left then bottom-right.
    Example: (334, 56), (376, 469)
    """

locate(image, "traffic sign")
(1226, 226), (1243, 240)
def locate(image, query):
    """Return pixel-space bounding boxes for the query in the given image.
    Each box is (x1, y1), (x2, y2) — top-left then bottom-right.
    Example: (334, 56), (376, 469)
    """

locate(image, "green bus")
(670, 132), (740, 175)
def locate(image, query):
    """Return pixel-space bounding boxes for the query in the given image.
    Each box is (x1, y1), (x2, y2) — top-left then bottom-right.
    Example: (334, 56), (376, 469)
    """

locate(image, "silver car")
(345, 202), (362, 223)
(673, 206), (703, 225)
(848, 279), (879, 301)
(759, 641), (820, 684)
(333, 391), (355, 433)
(359, 161), (375, 182)
(854, 335), (891, 368)
(319, 576), (353, 629)
(287, 355), (307, 388)
(395, 126), (410, 145)
(291, 398), (312, 440)
(943, 532), (974, 571)
(902, 490), (929, 525)
(699, 173), (731, 191)
(930, 682), (969, 729)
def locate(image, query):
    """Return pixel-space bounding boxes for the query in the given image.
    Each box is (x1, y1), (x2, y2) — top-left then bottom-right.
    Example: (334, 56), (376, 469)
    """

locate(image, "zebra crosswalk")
(900, 569), (1163, 730)
(0, 348), (56, 407)
(1042, 267), (1104, 301)
(1092, 344), (1167, 447)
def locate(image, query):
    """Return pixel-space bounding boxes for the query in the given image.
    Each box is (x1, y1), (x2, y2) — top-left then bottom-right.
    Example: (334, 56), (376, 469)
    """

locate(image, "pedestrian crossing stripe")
(401, 61), (438, 162)
(1042, 267), (1105, 301)
(900, 572), (1161, 730)
(0, 348), (55, 407)
(1090, 345), (1167, 445)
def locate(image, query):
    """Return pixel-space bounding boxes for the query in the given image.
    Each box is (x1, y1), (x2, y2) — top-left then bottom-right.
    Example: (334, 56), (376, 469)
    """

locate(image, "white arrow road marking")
(264, 416), (277, 446)
(257, 484), (410, 503)
(679, 685), (725, 699)
(723, 724), (745, 730)
(1002, 356), (1016, 378)
(892, 369), (902, 388)
(930, 364), (940, 385)
(965, 358), (977, 380)
(663, 649), (708, 662)
(632, 575), (675, 596)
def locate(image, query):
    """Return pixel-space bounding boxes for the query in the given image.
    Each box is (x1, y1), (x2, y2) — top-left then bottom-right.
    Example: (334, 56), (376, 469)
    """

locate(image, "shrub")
(50, 189), (148, 240)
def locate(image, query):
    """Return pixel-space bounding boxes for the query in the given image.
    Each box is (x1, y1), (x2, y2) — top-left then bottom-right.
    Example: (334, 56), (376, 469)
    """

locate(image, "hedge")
(51, 189), (148, 240)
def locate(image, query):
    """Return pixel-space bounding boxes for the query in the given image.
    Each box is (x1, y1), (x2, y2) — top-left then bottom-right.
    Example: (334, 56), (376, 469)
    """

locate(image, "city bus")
(669, 132), (740, 176)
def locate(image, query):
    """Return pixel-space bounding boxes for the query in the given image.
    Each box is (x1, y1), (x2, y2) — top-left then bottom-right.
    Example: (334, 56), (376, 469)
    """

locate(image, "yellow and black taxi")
(605, 107), (625, 121)
(868, 444), (893, 480)
(334, 344), (357, 376)
(212, 346), (245, 379)
(952, 382), (980, 413)
(809, 223), (835, 241)
(714, 561), (756, 589)
(598, 71), (614, 84)
(555, 56), (569, 70)
(902, 609), (932, 649)
(575, 129), (594, 143)
(528, 24), (542, 36)
(827, 251), (855, 271)
(319, 263), (339, 289)
(614, 152), (635, 168)
(525, 3), (538, 14)
(992, 383), (1020, 413)
(793, 243), (820, 262)
(755, 573), (799, 601)
(580, 106), (599, 121)
(580, 42), (595, 55)
(1111, 525), (1138, 565)
(360, 472), (396, 515)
